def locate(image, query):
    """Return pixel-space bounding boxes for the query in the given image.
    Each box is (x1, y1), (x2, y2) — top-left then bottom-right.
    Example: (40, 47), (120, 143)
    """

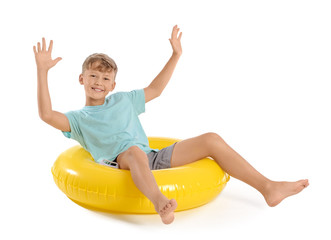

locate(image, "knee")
(201, 132), (224, 149)
(125, 146), (143, 158)
(118, 146), (148, 170)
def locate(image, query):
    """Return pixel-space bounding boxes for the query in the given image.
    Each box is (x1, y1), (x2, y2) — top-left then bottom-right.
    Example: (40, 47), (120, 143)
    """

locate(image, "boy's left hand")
(169, 25), (182, 57)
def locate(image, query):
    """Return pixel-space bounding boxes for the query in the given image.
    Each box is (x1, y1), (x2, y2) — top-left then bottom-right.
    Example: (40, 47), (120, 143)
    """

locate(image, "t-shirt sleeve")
(62, 111), (81, 140)
(125, 89), (146, 115)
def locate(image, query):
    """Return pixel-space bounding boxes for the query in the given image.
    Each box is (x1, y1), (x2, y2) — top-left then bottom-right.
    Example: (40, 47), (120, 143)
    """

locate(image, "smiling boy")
(79, 53), (118, 106)
(34, 25), (308, 225)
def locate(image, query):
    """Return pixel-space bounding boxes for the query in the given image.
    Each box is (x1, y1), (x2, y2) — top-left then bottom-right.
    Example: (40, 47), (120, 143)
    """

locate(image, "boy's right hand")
(33, 38), (62, 72)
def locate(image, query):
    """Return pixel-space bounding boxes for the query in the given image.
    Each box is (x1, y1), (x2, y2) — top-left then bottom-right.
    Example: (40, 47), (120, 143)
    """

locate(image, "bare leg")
(116, 146), (177, 224)
(170, 133), (309, 207)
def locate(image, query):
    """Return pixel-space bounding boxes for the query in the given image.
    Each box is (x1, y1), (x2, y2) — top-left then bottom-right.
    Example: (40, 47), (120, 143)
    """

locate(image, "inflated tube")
(51, 137), (230, 213)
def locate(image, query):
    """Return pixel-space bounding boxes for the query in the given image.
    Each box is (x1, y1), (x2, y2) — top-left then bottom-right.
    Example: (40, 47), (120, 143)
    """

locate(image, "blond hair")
(82, 53), (118, 80)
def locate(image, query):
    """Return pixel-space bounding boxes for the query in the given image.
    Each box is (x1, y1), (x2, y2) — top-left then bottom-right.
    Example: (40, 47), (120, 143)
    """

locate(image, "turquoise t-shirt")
(62, 89), (156, 163)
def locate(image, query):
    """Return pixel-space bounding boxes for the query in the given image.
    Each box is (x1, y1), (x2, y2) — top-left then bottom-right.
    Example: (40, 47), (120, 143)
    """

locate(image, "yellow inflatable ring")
(52, 137), (230, 214)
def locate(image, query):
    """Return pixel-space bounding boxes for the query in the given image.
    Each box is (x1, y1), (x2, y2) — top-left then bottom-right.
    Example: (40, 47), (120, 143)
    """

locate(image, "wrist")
(37, 68), (49, 82)
(37, 67), (49, 74)
(171, 52), (181, 60)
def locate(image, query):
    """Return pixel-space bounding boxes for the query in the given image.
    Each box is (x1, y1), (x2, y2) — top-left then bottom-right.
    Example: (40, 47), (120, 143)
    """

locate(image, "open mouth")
(92, 87), (104, 92)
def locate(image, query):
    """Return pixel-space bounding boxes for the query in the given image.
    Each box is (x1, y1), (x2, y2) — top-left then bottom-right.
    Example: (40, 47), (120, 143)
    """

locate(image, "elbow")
(155, 91), (162, 98)
(39, 111), (52, 123)
(152, 87), (162, 98)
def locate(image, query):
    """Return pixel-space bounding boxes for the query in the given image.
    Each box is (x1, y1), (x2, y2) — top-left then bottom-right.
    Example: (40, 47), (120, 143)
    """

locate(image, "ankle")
(259, 180), (274, 197)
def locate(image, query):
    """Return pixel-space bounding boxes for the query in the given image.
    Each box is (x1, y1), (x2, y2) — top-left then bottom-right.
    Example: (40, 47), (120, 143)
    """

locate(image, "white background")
(1, 0), (330, 239)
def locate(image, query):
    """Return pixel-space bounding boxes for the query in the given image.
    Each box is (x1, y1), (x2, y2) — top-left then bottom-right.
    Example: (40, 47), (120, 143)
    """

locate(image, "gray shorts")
(101, 143), (177, 170)
(147, 143), (177, 170)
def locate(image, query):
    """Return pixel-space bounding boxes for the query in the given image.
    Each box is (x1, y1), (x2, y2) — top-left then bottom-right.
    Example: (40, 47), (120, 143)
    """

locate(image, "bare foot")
(155, 199), (178, 224)
(263, 179), (309, 207)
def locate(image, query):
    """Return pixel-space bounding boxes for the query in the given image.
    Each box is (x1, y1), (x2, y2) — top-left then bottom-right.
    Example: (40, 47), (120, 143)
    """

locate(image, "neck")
(85, 96), (105, 106)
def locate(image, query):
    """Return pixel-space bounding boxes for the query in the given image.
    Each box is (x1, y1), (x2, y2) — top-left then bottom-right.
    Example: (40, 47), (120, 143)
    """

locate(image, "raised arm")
(33, 38), (70, 132)
(144, 25), (183, 103)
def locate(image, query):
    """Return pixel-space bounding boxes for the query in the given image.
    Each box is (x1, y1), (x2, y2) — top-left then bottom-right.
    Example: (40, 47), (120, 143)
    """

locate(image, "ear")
(79, 74), (84, 85)
(110, 81), (116, 91)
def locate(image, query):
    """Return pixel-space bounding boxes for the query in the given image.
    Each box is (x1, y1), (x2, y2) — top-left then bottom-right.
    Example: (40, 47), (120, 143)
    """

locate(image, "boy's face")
(79, 64), (116, 106)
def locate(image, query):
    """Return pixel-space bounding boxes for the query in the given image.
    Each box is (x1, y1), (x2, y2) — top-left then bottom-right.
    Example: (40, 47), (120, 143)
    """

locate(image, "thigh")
(170, 133), (212, 168)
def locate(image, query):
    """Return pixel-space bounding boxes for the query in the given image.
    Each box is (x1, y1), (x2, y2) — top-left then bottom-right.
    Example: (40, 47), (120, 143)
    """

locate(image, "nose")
(94, 76), (102, 85)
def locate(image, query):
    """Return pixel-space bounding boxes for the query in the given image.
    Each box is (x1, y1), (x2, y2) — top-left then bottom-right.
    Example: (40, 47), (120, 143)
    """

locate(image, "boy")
(34, 25), (309, 225)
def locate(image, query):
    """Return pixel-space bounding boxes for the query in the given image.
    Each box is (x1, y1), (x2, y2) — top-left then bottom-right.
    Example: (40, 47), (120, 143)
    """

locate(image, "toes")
(304, 179), (309, 187)
(169, 199), (178, 208)
(159, 199), (178, 215)
(158, 199), (177, 225)
(298, 179), (309, 189)
(161, 203), (172, 214)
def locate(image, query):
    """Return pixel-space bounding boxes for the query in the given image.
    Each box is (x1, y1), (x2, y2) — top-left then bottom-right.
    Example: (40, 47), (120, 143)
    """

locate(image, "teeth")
(93, 88), (103, 92)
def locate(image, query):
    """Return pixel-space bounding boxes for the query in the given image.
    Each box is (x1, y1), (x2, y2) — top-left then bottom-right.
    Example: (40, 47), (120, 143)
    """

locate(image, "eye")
(90, 74), (96, 78)
(104, 78), (110, 81)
